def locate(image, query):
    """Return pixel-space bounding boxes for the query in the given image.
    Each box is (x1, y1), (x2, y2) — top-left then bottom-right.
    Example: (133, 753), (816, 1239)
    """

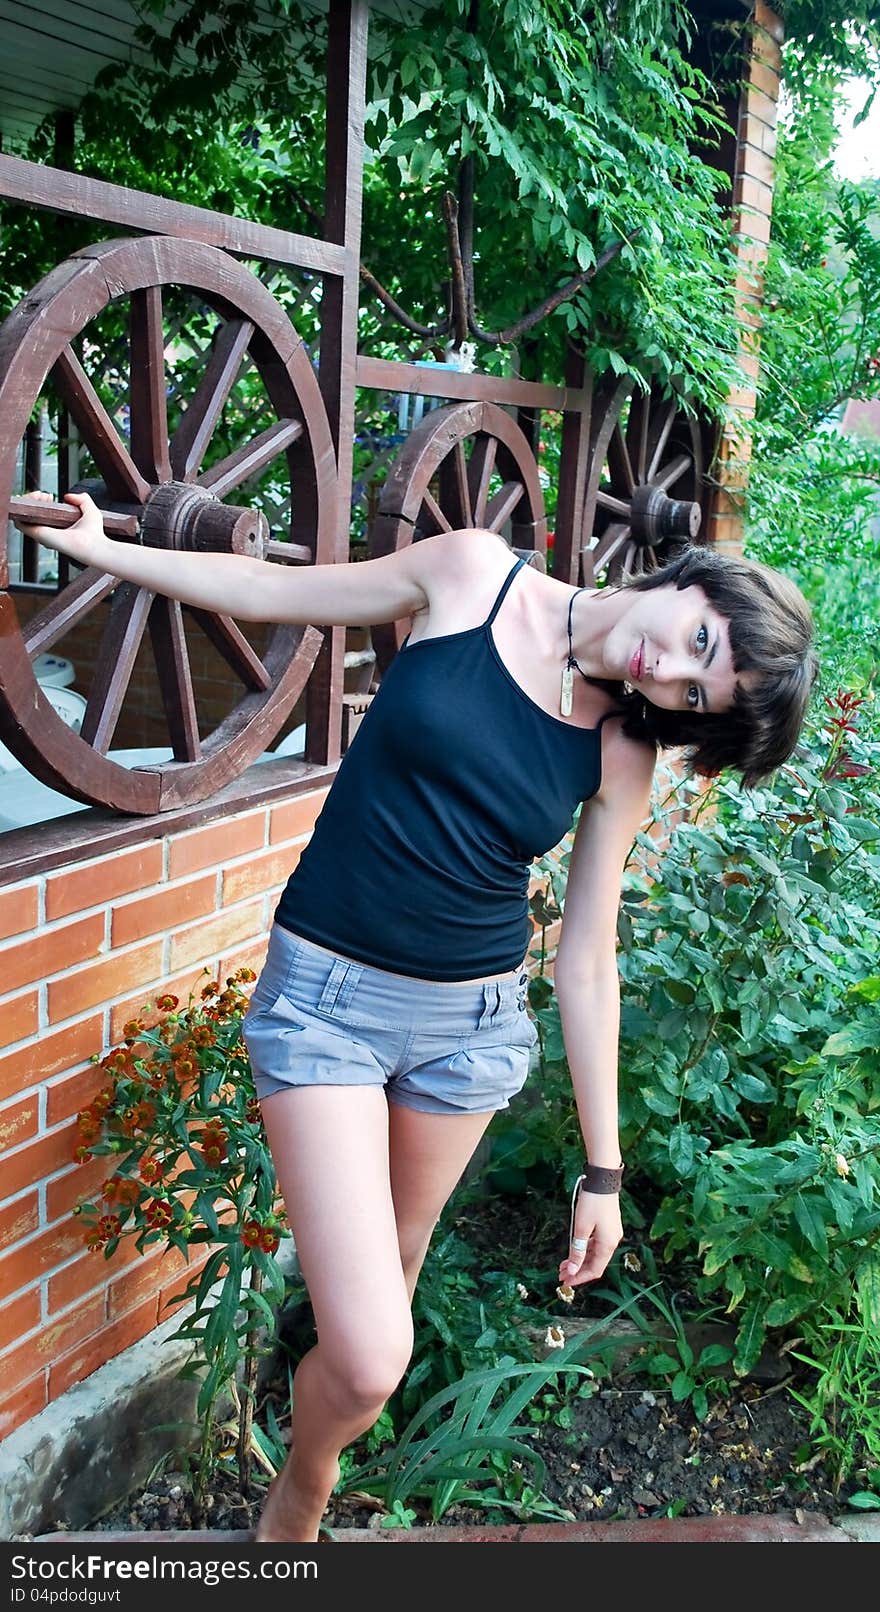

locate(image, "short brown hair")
(598, 547), (818, 788)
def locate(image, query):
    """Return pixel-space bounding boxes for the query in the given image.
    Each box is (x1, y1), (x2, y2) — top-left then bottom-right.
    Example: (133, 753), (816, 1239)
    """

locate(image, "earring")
(622, 680), (635, 696)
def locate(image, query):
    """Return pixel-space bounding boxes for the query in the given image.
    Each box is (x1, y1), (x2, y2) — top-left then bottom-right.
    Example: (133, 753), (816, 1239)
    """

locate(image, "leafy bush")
(72, 968), (289, 1502)
(492, 686), (880, 1387)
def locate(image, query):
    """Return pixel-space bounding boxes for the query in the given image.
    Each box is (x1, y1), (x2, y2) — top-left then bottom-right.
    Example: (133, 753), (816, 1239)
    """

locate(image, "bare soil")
(84, 1185), (853, 1537)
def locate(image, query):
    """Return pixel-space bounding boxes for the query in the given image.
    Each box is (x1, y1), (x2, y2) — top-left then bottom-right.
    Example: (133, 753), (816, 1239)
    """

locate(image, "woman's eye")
(696, 623), (709, 653)
(687, 683), (700, 710)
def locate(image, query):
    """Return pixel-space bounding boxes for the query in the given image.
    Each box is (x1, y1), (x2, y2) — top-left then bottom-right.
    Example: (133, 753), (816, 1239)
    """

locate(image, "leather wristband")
(578, 1162), (624, 1195)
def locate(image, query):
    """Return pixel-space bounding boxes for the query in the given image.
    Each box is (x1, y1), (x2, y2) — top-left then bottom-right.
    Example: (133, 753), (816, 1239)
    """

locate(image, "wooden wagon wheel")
(0, 236), (337, 813)
(581, 377), (710, 586)
(368, 401), (547, 675)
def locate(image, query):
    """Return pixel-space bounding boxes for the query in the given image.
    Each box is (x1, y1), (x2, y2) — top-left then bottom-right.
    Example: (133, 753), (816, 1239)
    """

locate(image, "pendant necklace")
(560, 586), (593, 717)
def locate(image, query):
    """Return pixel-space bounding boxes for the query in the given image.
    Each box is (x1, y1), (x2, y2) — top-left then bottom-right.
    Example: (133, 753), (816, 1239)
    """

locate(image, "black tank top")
(274, 556), (621, 980)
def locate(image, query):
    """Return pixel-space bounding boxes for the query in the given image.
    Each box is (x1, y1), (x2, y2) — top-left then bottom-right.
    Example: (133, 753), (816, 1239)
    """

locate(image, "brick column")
(706, 1), (784, 557)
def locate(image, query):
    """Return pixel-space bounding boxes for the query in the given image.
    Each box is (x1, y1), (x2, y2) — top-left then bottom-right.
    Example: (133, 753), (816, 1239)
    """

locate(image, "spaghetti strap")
(595, 704), (627, 732)
(483, 557), (526, 628)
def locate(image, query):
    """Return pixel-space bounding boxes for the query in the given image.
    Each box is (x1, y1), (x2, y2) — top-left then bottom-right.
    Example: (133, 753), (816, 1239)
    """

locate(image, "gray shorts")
(242, 924), (539, 1116)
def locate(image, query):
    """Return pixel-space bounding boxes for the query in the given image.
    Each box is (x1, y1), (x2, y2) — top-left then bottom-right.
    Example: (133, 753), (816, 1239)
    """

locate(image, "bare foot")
(255, 1452), (340, 1544)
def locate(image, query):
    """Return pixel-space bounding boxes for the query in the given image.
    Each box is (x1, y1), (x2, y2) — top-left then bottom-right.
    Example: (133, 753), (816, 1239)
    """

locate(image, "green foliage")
(338, 1310), (626, 1524)
(745, 47), (880, 579)
(71, 967), (289, 1500)
(366, 0), (743, 405)
(1, 0), (744, 408)
(780, 3), (880, 79)
(496, 687), (880, 1393)
(787, 1301), (880, 1500)
(604, 1260), (735, 1423)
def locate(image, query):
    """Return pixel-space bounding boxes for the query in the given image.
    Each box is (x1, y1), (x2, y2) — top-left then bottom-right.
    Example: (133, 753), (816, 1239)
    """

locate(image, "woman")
(18, 490), (817, 1541)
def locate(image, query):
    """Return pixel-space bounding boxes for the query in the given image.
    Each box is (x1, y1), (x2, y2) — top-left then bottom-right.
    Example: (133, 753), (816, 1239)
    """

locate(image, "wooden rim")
(368, 401), (547, 674)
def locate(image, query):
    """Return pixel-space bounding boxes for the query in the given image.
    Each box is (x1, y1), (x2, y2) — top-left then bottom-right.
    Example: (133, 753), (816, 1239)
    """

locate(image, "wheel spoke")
(188, 609), (272, 692)
(419, 488), (453, 536)
(130, 286), (172, 483)
(596, 523), (631, 572)
(607, 421), (636, 496)
(52, 347), (151, 503)
(655, 452), (691, 492)
(23, 567), (119, 659)
(265, 540), (313, 564)
(437, 440), (472, 530)
(626, 391), (651, 483)
(198, 417), (303, 500)
(148, 597), (201, 761)
(169, 318), (255, 481)
(595, 489), (632, 518)
(467, 434), (497, 526)
(8, 496), (139, 540)
(646, 400), (678, 480)
(80, 583), (154, 753)
(485, 480), (524, 532)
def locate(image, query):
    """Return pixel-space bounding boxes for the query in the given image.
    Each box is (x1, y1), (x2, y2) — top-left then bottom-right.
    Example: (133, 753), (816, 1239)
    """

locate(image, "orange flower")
(201, 980), (220, 1000)
(235, 967), (257, 983)
(103, 1176), (140, 1208)
(192, 1026), (214, 1048)
(96, 1213), (122, 1242)
(122, 1019), (144, 1041)
(240, 1219), (262, 1248)
(145, 1199), (172, 1230)
(245, 1098), (262, 1124)
(139, 1157), (163, 1185)
(156, 994), (179, 1012)
(76, 1107), (102, 1145)
(258, 1227), (280, 1255)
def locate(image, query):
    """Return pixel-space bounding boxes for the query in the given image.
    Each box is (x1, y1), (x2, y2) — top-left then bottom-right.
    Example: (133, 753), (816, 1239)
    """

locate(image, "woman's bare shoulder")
(407, 527), (520, 626)
(595, 713), (657, 808)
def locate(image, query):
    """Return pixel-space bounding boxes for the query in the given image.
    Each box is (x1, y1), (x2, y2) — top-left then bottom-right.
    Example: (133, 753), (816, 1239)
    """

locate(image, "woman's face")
(605, 583), (739, 714)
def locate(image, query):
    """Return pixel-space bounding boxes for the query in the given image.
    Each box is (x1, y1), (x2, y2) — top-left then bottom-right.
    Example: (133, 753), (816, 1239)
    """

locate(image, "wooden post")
(554, 347), (591, 586)
(21, 404), (48, 582)
(307, 0), (369, 766)
(54, 108), (77, 591)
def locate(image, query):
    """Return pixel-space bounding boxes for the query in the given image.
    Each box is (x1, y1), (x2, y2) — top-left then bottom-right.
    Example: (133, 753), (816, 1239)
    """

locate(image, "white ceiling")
(0, 0), (428, 148)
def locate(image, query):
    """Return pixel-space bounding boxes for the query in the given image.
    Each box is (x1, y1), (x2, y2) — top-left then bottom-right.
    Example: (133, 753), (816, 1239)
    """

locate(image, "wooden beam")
(356, 356), (590, 413)
(0, 154), (348, 275)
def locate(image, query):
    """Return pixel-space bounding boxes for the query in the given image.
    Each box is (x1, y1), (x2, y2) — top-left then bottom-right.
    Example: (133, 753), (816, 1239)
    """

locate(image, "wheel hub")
(141, 481), (269, 557)
(630, 483), (701, 545)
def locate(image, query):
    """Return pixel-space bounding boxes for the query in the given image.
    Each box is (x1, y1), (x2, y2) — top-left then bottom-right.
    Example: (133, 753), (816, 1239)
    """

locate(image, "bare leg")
(387, 1101), (496, 1300)
(255, 1085), (412, 1543)
(255, 1090), (496, 1542)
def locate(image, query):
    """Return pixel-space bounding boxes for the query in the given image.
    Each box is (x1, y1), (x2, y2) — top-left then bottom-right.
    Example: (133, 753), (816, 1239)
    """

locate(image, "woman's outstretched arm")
(552, 724), (656, 1287)
(14, 489), (444, 627)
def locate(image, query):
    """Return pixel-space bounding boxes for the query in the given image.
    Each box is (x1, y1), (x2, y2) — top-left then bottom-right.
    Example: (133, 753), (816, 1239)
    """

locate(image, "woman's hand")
(14, 490), (108, 568)
(559, 1190), (623, 1287)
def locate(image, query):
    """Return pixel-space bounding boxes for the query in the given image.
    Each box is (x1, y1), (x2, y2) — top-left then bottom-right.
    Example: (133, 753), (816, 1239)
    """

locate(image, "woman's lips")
(629, 639), (644, 681)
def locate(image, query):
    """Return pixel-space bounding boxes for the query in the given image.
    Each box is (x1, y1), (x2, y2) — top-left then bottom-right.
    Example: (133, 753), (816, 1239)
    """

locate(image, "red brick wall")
(0, 786), (329, 1441)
